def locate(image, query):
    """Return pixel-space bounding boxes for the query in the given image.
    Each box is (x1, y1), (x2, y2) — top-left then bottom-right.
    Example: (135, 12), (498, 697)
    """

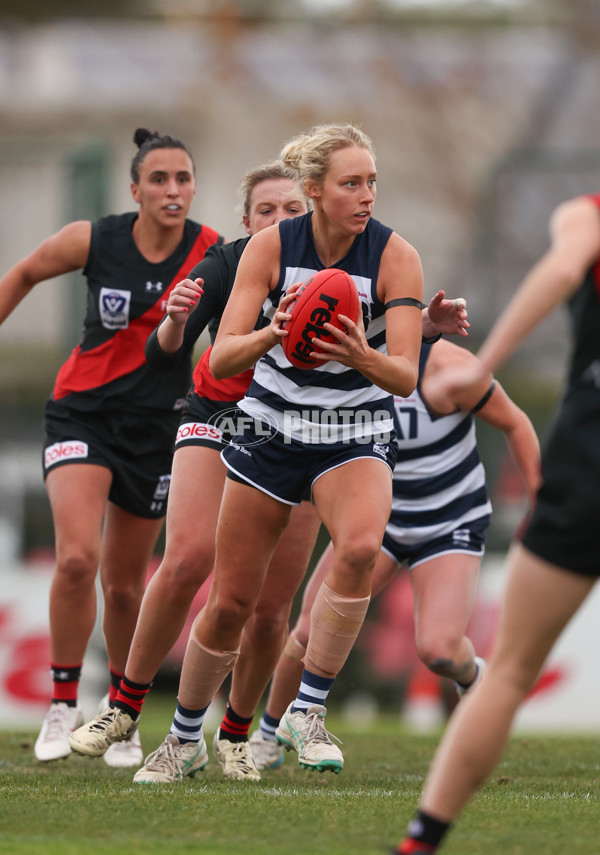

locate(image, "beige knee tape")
(304, 583), (370, 678)
(282, 630), (307, 662)
(178, 631), (239, 710)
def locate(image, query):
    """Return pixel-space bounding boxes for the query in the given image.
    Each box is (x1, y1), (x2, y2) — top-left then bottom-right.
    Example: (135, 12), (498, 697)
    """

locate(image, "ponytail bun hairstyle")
(130, 127), (195, 183)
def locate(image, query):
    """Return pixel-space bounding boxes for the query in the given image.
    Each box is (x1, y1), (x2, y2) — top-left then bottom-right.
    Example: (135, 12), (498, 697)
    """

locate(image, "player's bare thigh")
(162, 444), (227, 558)
(491, 543), (594, 689)
(45, 463), (112, 561)
(312, 457), (392, 596)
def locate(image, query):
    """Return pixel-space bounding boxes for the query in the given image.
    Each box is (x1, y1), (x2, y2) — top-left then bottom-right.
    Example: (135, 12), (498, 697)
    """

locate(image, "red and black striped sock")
(218, 701), (253, 743)
(113, 674), (152, 720)
(395, 840), (436, 854)
(51, 663), (82, 707)
(108, 665), (122, 704)
(395, 810), (451, 854)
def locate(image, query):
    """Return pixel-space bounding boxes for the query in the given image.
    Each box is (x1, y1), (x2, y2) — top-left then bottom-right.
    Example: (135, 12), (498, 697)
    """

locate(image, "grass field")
(0, 695), (598, 855)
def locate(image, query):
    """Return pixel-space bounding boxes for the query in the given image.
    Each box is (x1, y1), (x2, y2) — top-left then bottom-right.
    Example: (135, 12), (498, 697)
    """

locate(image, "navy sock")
(259, 710), (280, 741)
(170, 701), (209, 745)
(291, 669), (335, 714)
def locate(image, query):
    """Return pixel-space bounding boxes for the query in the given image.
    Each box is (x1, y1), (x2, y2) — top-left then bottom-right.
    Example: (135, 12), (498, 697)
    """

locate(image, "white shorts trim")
(221, 457), (299, 507)
(311, 453), (393, 490)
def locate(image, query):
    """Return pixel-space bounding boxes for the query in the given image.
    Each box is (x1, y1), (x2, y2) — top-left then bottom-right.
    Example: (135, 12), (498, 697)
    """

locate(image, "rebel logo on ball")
(282, 268), (359, 370)
(290, 291), (340, 365)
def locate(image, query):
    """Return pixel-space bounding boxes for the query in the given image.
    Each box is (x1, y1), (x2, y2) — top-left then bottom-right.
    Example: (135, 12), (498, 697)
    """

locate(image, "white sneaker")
(455, 656), (487, 698)
(92, 691), (143, 766)
(34, 702), (83, 762)
(133, 734), (208, 784)
(249, 730), (284, 770)
(69, 706), (137, 757)
(104, 728), (144, 768)
(213, 730), (261, 781)
(276, 703), (343, 773)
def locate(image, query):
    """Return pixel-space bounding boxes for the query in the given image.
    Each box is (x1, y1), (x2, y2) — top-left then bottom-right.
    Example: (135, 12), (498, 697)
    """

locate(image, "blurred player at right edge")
(393, 192), (600, 854)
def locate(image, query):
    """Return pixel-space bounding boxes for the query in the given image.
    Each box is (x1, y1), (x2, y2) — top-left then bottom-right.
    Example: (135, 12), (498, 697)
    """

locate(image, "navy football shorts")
(382, 514), (489, 570)
(221, 421), (397, 505)
(43, 401), (178, 519)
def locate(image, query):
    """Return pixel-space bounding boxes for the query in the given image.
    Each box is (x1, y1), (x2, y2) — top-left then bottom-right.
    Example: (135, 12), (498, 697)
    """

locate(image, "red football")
(282, 268), (360, 369)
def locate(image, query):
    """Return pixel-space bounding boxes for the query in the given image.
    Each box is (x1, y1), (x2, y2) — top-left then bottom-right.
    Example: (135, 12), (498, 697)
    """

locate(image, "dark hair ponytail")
(130, 127), (195, 182)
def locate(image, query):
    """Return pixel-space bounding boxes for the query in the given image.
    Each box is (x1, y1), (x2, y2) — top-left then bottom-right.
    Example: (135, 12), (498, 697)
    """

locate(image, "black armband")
(385, 297), (426, 311)
(471, 380), (496, 413)
(386, 297), (438, 341)
(421, 332), (442, 345)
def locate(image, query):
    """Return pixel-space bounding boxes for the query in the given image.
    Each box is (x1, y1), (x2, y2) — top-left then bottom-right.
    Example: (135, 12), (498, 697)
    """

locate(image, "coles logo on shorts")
(44, 441), (89, 469)
(99, 287), (131, 329)
(175, 422), (222, 445)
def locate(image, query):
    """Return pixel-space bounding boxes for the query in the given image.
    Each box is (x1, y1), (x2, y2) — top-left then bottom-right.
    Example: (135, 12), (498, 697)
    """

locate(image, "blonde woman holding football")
(146, 121), (424, 776)
(70, 147), (467, 784)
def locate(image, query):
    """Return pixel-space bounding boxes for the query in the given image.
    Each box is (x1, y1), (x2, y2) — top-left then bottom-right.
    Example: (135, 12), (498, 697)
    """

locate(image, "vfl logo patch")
(153, 474), (171, 501)
(581, 359), (600, 388)
(45, 441), (89, 469)
(100, 287), (131, 329)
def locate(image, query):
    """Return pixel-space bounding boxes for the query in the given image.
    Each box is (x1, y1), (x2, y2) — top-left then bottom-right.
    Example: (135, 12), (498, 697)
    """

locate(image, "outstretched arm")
(478, 196), (600, 372)
(210, 226), (283, 379)
(0, 221), (91, 325)
(154, 277), (204, 354)
(474, 381), (541, 508)
(145, 277), (205, 371)
(145, 247), (242, 371)
(422, 341), (541, 508)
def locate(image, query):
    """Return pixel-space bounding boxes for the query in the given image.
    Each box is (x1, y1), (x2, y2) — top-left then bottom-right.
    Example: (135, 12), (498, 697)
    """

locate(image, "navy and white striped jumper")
(383, 343), (492, 565)
(238, 212), (396, 444)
